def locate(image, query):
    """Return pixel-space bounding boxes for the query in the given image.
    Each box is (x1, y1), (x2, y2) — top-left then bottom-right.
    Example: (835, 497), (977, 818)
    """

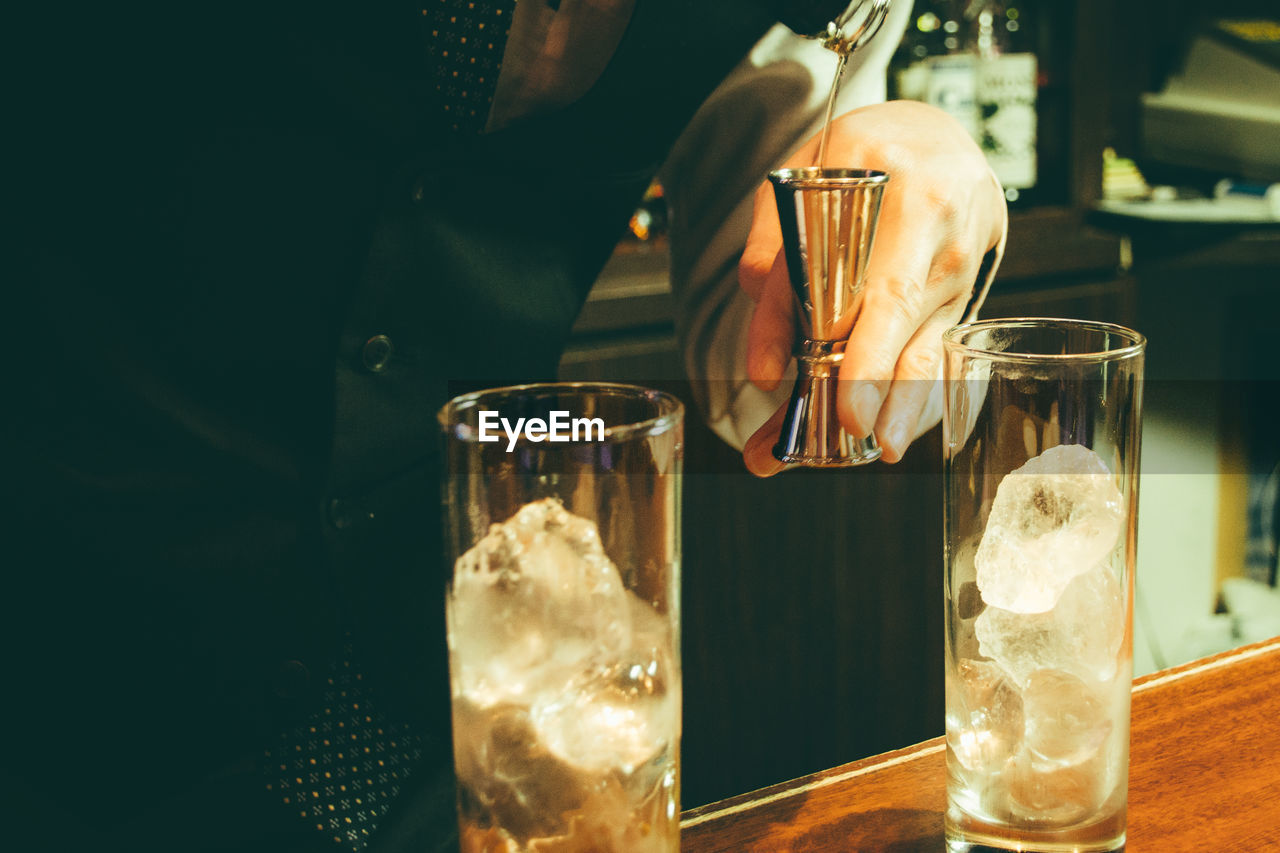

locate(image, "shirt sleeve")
(660, 2), (911, 450)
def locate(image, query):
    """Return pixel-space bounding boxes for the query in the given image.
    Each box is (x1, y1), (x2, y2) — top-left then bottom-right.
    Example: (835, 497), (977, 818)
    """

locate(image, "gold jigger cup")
(769, 167), (888, 466)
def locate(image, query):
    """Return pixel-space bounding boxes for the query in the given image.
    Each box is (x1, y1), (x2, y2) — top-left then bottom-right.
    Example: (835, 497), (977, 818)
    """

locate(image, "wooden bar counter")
(681, 636), (1280, 851)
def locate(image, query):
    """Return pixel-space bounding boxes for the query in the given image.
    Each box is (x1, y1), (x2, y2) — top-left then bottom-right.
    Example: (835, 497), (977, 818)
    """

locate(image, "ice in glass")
(943, 319), (1144, 852)
(439, 384), (683, 853)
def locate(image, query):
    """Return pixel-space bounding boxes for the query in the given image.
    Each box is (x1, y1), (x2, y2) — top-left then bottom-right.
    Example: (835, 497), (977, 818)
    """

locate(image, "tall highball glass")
(438, 383), (683, 853)
(942, 319), (1145, 852)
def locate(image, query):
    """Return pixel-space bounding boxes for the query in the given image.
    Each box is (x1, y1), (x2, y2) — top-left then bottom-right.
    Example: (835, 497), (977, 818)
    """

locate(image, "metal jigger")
(769, 167), (888, 466)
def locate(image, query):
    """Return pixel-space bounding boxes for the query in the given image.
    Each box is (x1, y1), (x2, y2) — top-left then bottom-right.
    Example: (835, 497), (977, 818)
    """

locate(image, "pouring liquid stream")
(815, 49), (850, 169)
(814, 0), (891, 166)
(814, 46), (851, 311)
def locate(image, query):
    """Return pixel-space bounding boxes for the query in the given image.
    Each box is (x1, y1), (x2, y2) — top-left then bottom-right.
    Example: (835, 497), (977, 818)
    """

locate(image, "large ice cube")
(451, 699), (592, 842)
(1006, 750), (1110, 826)
(1022, 670), (1112, 768)
(946, 658), (1024, 774)
(974, 563), (1125, 687)
(448, 499), (632, 706)
(976, 444), (1125, 614)
(534, 598), (679, 776)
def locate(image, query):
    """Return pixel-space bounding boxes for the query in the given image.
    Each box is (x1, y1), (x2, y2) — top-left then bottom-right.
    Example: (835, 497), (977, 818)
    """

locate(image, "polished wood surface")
(681, 636), (1280, 852)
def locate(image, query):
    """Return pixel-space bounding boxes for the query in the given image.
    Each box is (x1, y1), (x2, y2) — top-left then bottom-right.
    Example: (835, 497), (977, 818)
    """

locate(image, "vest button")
(362, 334), (394, 373)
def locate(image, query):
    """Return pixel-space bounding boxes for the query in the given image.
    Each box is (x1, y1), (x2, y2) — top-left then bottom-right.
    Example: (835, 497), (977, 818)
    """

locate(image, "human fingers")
(739, 181), (784, 303)
(745, 254), (795, 393)
(742, 404), (790, 477)
(838, 201), (991, 450)
(834, 200), (943, 439)
(873, 298), (968, 463)
(819, 106), (1003, 444)
(843, 168), (1000, 453)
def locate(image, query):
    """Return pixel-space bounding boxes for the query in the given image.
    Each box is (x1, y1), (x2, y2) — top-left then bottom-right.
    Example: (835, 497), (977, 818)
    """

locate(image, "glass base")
(773, 448), (882, 467)
(946, 807), (1125, 853)
(947, 843), (1124, 853)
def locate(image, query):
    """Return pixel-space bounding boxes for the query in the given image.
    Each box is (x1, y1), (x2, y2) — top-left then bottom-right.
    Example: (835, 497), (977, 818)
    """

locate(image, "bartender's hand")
(739, 99), (1006, 475)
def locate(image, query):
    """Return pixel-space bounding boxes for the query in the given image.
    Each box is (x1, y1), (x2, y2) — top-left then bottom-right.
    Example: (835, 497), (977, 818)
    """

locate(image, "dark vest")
(8, 1), (784, 849)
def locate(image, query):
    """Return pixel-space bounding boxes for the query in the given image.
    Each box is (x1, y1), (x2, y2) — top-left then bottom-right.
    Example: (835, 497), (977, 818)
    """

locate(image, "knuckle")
(931, 242), (972, 284)
(899, 342), (942, 380)
(873, 137), (916, 174)
(868, 275), (926, 324)
(940, 288), (971, 314)
(924, 184), (963, 224)
(843, 339), (898, 381)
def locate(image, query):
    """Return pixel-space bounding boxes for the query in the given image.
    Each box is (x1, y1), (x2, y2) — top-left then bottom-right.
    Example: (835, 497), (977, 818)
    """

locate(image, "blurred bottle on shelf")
(969, 0), (1038, 204)
(892, 0), (1039, 206)
(894, 1), (981, 139)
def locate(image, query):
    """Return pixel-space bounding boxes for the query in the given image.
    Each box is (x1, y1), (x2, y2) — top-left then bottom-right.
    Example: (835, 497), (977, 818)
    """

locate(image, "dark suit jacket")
(4, 0), (850, 850)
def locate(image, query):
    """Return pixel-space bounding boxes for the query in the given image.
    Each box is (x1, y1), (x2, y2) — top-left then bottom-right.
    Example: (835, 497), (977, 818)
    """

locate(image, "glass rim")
(769, 167), (889, 188)
(438, 381), (684, 444)
(942, 317), (1146, 365)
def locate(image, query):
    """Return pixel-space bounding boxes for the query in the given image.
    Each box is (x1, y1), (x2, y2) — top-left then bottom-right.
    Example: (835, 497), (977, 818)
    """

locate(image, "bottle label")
(923, 55), (981, 141)
(976, 52), (1038, 190)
